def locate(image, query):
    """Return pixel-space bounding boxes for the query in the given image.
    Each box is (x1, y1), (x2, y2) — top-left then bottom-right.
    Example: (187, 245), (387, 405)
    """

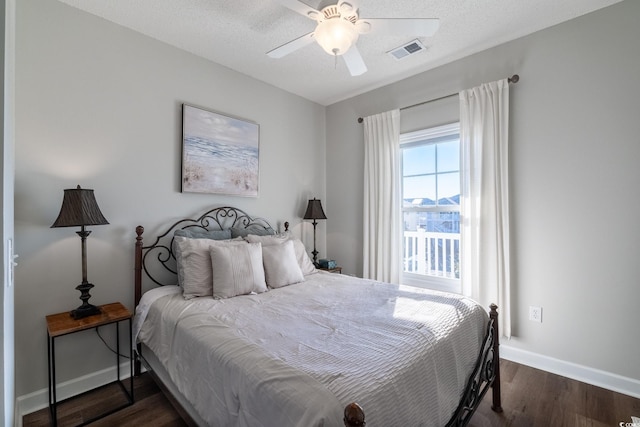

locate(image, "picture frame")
(181, 104), (260, 197)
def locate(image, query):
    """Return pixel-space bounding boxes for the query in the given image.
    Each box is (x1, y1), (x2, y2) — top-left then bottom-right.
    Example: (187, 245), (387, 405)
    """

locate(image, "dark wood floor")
(24, 359), (640, 426)
(23, 373), (187, 427)
(469, 360), (640, 427)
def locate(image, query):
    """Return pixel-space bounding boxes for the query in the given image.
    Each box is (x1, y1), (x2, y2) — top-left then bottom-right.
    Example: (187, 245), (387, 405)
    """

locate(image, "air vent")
(388, 39), (426, 61)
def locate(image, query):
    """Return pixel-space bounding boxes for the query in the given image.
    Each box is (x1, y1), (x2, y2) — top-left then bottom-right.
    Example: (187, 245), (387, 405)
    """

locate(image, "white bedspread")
(136, 272), (488, 427)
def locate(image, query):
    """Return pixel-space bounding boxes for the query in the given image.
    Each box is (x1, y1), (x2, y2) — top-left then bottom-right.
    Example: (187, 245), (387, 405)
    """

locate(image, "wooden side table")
(319, 266), (342, 274)
(46, 302), (134, 426)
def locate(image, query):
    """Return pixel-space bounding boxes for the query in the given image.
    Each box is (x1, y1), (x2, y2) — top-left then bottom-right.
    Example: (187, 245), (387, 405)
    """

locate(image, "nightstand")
(319, 266), (342, 274)
(46, 302), (134, 426)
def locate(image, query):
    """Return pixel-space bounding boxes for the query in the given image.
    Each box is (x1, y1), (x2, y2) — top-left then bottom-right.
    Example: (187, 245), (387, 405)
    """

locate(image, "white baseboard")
(15, 362), (133, 427)
(500, 344), (640, 399)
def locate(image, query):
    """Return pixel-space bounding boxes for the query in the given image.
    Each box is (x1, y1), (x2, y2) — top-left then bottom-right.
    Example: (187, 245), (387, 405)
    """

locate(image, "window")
(401, 123), (461, 294)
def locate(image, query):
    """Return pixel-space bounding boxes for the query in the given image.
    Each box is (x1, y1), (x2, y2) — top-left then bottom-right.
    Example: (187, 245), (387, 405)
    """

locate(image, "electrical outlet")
(529, 306), (542, 323)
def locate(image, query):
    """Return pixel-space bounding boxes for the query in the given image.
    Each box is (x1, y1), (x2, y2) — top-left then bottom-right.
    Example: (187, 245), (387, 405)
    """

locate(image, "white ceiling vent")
(388, 39), (426, 61)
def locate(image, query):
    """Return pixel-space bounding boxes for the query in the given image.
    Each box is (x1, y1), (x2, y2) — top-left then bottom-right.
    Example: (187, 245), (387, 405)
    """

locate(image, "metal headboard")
(134, 206), (275, 294)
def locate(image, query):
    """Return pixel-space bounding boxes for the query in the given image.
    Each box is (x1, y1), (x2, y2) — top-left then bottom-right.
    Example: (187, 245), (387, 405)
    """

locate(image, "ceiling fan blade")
(337, 0), (360, 16)
(267, 32), (315, 58)
(342, 45), (367, 76)
(274, 0), (321, 20)
(363, 18), (440, 36)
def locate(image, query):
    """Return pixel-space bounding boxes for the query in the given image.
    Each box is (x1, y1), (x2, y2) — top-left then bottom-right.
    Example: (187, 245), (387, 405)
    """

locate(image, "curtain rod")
(356, 74), (520, 124)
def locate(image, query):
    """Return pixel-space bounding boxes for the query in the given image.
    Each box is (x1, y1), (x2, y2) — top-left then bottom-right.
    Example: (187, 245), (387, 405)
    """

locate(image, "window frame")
(400, 122), (462, 294)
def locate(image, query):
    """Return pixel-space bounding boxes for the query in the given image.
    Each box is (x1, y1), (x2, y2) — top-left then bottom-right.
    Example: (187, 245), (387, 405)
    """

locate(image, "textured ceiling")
(57, 0), (623, 106)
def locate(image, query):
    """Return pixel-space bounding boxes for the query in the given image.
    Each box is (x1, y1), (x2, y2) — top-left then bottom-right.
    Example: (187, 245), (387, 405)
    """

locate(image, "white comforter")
(135, 272), (488, 427)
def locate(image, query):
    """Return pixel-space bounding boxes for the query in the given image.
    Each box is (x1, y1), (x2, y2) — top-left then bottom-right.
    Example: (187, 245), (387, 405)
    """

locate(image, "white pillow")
(261, 240), (305, 288)
(175, 236), (246, 299)
(245, 232), (288, 245)
(245, 234), (317, 275)
(209, 242), (268, 299)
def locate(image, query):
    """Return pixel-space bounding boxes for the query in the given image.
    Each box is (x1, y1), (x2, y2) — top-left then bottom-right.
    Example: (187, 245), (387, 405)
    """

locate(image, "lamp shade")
(51, 185), (109, 228)
(314, 17), (359, 56)
(303, 198), (327, 220)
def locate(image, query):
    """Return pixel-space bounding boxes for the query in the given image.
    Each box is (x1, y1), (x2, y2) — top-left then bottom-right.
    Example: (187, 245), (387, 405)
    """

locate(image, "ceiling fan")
(267, 0), (439, 76)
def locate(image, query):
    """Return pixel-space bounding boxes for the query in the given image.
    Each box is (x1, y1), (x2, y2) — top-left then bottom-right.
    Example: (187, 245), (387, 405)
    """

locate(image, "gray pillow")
(174, 228), (231, 240)
(230, 226), (275, 238)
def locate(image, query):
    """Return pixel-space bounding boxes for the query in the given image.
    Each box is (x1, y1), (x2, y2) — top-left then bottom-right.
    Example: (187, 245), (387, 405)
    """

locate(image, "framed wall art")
(181, 104), (260, 197)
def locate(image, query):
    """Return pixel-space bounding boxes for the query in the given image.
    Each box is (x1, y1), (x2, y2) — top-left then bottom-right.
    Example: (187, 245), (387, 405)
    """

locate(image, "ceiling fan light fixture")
(314, 17), (359, 56)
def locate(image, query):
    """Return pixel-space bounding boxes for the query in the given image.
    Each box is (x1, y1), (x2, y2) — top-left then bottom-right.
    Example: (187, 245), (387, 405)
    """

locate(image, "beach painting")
(182, 104), (259, 196)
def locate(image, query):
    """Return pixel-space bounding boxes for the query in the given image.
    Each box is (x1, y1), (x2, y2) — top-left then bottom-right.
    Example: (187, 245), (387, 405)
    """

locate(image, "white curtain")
(459, 80), (511, 338)
(363, 109), (401, 283)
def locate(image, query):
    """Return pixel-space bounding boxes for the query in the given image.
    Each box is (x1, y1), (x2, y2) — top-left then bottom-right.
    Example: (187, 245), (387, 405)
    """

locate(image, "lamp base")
(70, 303), (101, 319)
(70, 281), (101, 319)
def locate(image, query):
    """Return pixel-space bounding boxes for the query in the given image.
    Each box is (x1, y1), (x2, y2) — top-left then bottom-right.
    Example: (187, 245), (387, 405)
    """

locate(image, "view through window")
(401, 123), (461, 292)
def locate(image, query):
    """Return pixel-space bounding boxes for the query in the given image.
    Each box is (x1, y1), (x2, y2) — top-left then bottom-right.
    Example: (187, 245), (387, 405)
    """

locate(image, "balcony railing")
(403, 229), (460, 279)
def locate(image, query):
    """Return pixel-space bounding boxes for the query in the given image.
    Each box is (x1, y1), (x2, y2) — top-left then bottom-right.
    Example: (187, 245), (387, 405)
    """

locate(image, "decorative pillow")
(209, 242), (268, 299)
(174, 228), (231, 240)
(261, 240), (305, 288)
(174, 236), (246, 299)
(244, 232), (288, 245)
(230, 226), (276, 238)
(173, 230), (233, 285)
(290, 239), (318, 275)
(245, 234), (317, 275)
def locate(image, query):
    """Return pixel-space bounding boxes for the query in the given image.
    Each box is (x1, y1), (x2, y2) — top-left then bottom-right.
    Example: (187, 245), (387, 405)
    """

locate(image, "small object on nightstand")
(46, 302), (134, 426)
(318, 259), (337, 269)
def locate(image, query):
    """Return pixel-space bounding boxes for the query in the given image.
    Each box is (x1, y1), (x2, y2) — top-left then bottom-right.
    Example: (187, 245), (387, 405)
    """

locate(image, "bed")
(133, 206), (502, 426)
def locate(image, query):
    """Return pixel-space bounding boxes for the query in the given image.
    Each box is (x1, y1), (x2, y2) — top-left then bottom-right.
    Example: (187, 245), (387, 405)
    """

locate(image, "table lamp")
(51, 185), (109, 319)
(303, 198), (327, 266)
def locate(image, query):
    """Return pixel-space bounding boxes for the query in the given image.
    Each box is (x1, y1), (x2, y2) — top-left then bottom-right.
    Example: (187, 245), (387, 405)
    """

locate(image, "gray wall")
(326, 0), (640, 382)
(15, 1), (325, 398)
